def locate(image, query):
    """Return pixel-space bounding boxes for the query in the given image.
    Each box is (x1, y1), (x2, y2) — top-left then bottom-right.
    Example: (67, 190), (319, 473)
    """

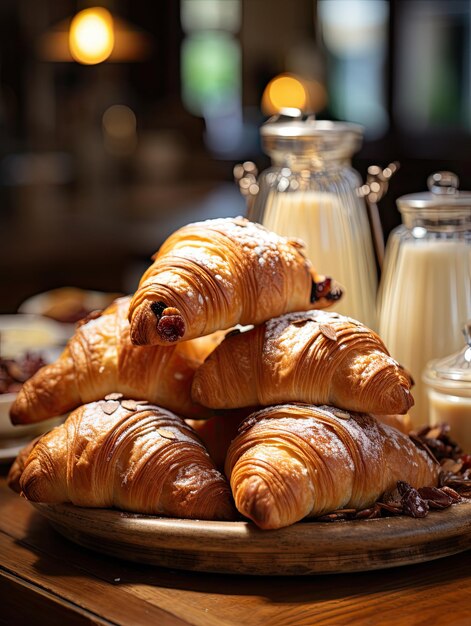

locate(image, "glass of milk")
(246, 111), (379, 331)
(378, 172), (471, 428)
(423, 322), (471, 454)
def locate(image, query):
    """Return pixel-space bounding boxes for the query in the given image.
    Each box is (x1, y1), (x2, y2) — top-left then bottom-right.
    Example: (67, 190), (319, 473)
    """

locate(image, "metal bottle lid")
(259, 109), (363, 158)
(397, 172), (471, 213)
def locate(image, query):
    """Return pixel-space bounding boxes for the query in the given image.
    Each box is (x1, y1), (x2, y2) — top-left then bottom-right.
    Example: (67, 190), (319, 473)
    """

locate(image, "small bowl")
(0, 313), (66, 457)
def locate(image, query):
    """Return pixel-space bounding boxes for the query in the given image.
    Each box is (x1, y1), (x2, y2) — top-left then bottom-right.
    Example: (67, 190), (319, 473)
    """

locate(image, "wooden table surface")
(1, 464), (470, 626)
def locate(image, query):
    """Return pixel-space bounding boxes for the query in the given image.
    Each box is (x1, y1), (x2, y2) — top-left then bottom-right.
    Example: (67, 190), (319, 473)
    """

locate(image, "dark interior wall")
(0, 0), (470, 312)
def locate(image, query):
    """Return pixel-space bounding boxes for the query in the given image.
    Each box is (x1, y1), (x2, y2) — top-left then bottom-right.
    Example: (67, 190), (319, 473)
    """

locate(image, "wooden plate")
(32, 500), (471, 576)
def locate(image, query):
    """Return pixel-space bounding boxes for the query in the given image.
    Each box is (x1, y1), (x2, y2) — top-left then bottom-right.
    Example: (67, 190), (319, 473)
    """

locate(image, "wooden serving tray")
(33, 500), (471, 576)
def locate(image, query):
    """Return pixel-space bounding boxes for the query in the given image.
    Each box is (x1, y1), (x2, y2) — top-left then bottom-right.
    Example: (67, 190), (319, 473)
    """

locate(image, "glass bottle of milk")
(247, 112), (379, 331)
(378, 172), (471, 428)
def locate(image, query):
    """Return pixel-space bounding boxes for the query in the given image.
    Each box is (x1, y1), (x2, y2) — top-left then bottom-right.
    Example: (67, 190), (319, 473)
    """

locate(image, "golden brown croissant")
(128, 217), (342, 346)
(12, 397), (235, 521)
(10, 296), (223, 425)
(225, 404), (439, 529)
(192, 310), (414, 415)
(7, 436), (40, 494)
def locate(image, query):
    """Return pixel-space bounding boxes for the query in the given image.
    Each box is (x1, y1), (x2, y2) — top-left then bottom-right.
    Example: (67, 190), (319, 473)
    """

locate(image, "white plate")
(0, 440), (28, 464)
(0, 314), (67, 356)
(0, 414), (64, 459)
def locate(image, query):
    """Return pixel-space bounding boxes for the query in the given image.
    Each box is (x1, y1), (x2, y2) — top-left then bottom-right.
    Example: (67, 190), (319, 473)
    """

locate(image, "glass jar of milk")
(247, 111), (378, 330)
(378, 172), (471, 428)
(423, 322), (471, 453)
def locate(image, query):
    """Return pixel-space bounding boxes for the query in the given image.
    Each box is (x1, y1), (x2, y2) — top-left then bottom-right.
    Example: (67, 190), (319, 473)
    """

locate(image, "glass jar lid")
(397, 172), (471, 213)
(260, 109), (363, 159)
(423, 322), (471, 393)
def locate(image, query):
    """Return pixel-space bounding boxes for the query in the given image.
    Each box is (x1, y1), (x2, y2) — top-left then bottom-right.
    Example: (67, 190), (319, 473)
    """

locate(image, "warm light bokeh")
(69, 7), (115, 65)
(262, 74), (307, 115)
(102, 104), (137, 156)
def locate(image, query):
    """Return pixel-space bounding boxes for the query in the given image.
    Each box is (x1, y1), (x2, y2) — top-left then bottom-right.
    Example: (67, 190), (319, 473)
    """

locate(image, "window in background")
(180, 0), (242, 157)
(318, 0), (389, 139)
(395, 0), (471, 133)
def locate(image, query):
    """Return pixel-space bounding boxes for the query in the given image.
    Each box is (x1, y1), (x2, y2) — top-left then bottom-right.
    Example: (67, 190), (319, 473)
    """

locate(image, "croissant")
(192, 310), (414, 415)
(128, 217), (342, 346)
(226, 404), (439, 529)
(10, 296), (223, 425)
(11, 397), (235, 521)
(7, 436), (40, 494)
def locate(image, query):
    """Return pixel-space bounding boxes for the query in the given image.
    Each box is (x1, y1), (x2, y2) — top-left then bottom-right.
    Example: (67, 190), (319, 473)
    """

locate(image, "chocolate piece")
(150, 301), (167, 319)
(310, 278), (331, 303)
(157, 311), (185, 342)
(0, 352), (46, 394)
(310, 277), (342, 303)
(418, 486), (454, 510)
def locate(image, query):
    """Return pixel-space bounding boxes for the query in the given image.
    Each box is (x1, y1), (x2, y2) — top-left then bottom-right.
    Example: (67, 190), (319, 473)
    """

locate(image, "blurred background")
(1, 0), (471, 313)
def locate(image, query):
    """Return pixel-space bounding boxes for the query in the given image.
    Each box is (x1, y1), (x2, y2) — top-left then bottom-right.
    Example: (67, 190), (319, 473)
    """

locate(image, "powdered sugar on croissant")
(128, 217), (342, 345)
(226, 404), (438, 529)
(14, 398), (235, 521)
(192, 310), (414, 415)
(10, 296), (222, 425)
